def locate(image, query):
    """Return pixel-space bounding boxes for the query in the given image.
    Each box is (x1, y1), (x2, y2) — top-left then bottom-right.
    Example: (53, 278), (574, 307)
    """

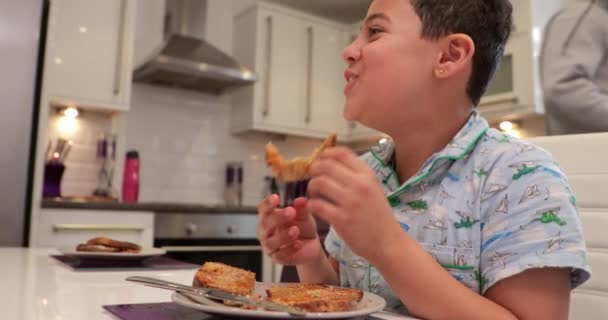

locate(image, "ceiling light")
(63, 106), (79, 118)
(499, 121), (514, 131)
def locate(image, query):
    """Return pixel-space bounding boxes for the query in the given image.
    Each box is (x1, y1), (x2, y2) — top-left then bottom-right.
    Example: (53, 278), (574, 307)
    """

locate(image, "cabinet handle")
(113, 0), (127, 97)
(305, 26), (314, 124)
(263, 16), (273, 118)
(53, 224), (145, 232)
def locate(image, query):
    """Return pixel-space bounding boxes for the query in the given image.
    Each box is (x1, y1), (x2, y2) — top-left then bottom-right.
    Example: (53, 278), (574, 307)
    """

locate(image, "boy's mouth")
(344, 69), (358, 94)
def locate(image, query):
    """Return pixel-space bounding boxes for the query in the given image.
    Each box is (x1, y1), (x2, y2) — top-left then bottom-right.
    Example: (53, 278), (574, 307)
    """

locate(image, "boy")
(257, 1), (590, 319)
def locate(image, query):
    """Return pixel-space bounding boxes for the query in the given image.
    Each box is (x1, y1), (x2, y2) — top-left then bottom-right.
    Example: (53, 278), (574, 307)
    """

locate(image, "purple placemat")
(51, 255), (198, 271)
(103, 303), (219, 320)
(103, 303), (386, 320)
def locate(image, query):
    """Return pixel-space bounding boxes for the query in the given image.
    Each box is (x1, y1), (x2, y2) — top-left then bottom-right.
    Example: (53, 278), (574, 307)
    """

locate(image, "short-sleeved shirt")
(324, 111), (591, 314)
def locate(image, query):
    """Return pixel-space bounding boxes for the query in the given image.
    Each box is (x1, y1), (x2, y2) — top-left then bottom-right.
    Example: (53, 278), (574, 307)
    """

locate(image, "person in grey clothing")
(541, 0), (608, 135)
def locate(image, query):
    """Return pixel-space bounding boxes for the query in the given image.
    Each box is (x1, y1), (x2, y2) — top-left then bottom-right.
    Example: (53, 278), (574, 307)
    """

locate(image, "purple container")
(42, 162), (65, 198)
(280, 179), (309, 208)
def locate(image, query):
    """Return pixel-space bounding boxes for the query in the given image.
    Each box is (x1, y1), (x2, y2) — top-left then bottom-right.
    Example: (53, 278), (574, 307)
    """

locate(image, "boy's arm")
(296, 254), (340, 285)
(375, 233), (570, 320)
(485, 268), (571, 320)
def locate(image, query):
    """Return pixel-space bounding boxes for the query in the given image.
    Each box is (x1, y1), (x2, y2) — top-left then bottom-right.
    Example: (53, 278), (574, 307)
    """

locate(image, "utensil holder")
(43, 161), (65, 198)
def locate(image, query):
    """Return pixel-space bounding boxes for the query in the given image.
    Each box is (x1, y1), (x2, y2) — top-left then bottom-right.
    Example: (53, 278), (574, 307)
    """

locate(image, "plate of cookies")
(58, 236), (165, 259)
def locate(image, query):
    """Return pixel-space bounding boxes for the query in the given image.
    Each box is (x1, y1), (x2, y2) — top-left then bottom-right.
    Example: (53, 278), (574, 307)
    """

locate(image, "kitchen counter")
(1, 248), (417, 320)
(41, 199), (257, 214)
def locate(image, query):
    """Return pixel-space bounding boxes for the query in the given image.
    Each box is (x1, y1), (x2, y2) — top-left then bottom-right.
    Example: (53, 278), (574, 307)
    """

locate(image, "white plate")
(57, 246), (166, 260)
(171, 282), (387, 319)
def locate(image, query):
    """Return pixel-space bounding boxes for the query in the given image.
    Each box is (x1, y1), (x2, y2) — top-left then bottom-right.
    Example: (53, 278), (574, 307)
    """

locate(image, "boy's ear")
(433, 33), (475, 79)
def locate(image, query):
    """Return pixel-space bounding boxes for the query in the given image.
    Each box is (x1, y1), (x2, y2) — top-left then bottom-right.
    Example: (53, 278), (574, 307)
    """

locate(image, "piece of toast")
(266, 283), (363, 312)
(195, 262), (256, 296)
(265, 133), (337, 182)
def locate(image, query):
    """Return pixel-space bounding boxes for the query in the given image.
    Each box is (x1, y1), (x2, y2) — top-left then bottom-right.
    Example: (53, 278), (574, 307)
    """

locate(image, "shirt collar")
(370, 111), (489, 201)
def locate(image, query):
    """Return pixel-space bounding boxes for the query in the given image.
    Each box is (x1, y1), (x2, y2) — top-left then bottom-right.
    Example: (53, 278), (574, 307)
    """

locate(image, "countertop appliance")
(0, 0), (47, 246)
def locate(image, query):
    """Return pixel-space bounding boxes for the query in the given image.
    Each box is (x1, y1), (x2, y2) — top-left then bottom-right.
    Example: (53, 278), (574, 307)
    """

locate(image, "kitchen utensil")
(59, 141), (72, 162)
(45, 140), (52, 161)
(125, 276), (306, 316)
(54, 138), (68, 158)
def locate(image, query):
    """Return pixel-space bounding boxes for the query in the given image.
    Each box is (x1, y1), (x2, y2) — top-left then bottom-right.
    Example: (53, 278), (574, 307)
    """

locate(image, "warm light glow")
(41, 298), (49, 306)
(242, 70), (253, 79)
(499, 121), (514, 131)
(379, 138), (388, 144)
(56, 116), (79, 135)
(54, 57), (63, 64)
(63, 107), (79, 118)
(78, 26), (88, 33)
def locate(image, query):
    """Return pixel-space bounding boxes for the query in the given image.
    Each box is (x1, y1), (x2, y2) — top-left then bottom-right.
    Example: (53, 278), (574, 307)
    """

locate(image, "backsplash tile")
(127, 84), (327, 206)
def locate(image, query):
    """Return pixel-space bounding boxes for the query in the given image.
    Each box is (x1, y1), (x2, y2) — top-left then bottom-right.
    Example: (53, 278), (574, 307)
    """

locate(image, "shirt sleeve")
(479, 146), (591, 294)
(540, 3), (608, 131)
(323, 227), (343, 260)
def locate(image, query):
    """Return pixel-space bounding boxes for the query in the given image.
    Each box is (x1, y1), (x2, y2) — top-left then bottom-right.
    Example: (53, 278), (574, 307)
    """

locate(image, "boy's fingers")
(263, 226), (299, 255)
(319, 146), (363, 171)
(257, 194), (280, 215)
(308, 176), (348, 207)
(259, 207), (296, 239)
(309, 158), (352, 187)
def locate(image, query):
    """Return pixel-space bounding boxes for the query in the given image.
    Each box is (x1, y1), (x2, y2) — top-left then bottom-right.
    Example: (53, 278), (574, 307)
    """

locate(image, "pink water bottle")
(122, 150), (139, 203)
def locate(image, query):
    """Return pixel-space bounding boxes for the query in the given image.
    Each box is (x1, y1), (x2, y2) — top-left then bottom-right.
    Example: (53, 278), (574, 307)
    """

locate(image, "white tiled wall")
(126, 84), (326, 206)
(47, 109), (113, 196)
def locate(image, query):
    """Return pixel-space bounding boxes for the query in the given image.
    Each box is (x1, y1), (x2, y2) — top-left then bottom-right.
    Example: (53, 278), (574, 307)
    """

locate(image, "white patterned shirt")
(324, 111), (591, 314)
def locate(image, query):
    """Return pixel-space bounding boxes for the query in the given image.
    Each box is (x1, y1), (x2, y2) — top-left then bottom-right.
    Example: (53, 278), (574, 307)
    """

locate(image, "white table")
(0, 248), (416, 319)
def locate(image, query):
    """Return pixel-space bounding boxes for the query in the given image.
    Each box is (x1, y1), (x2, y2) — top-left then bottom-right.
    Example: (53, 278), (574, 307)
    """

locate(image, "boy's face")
(343, 0), (439, 134)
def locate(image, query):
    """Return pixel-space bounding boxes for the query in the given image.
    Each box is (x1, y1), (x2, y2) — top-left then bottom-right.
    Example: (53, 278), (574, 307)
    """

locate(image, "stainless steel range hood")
(133, 0), (256, 94)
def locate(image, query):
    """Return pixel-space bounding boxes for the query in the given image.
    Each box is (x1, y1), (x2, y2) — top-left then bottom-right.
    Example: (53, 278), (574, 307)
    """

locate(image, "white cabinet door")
(305, 23), (349, 137)
(255, 8), (306, 130)
(45, 0), (135, 111)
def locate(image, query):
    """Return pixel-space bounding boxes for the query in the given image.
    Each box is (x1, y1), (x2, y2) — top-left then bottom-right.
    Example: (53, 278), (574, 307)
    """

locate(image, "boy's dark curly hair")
(410, 0), (513, 105)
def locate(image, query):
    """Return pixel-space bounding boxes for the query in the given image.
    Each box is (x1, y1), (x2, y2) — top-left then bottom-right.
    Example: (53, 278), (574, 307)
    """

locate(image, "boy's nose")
(342, 35), (361, 64)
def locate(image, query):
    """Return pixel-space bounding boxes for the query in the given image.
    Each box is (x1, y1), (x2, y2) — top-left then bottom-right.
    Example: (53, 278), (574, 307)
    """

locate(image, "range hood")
(133, 0), (257, 94)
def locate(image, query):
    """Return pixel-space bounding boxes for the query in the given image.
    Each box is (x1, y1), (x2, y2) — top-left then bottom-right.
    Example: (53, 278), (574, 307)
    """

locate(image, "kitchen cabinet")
(478, 0), (562, 122)
(304, 23), (350, 137)
(232, 3), (351, 140)
(44, 0), (137, 112)
(34, 209), (154, 248)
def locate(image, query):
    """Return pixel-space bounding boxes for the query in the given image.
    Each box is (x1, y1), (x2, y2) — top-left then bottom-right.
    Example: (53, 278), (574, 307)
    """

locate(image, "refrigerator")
(0, 0), (48, 246)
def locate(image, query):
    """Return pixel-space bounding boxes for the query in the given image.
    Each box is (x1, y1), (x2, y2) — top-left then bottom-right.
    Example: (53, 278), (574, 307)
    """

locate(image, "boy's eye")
(368, 27), (382, 37)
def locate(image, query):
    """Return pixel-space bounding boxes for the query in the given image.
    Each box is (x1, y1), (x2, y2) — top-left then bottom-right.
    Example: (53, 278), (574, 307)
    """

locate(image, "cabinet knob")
(226, 225), (237, 234)
(185, 223), (198, 235)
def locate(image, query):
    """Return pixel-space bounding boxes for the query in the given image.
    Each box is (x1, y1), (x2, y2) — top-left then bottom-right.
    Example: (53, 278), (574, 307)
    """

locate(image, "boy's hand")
(256, 195), (322, 265)
(307, 147), (402, 264)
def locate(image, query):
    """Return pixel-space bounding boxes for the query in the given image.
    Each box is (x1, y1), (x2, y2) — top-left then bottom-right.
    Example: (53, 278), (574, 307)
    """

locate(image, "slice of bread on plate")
(195, 262), (256, 296)
(266, 283), (363, 312)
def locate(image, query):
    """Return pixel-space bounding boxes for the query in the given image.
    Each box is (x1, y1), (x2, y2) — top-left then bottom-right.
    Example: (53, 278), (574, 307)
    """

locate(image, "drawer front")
(37, 209), (154, 248)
